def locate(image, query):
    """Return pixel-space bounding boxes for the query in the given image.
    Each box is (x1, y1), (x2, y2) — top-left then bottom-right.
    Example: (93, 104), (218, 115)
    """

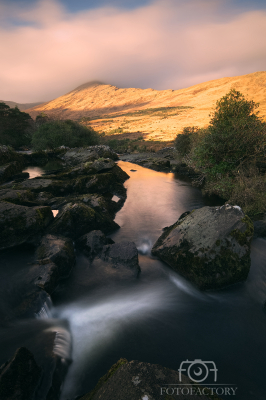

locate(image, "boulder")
(0, 202), (54, 250)
(0, 347), (42, 400)
(14, 178), (73, 196)
(140, 157), (170, 171)
(0, 145), (24, 166)
(152, 204), (254, 290)
(61, 145), (118, 166)
(33, 234), (76, 293)
(46, 202), (119, 240)
(100, 241), (140, 272)
(0, 189), (35, 205)
(79, 359), (217, 400)
(76, 230), (114, 258)
(0, 162), (23, 184)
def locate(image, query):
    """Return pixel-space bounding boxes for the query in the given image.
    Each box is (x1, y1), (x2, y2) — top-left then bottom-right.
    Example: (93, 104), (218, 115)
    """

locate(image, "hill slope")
(1, 100), (45, 111)
(26, 71), (266, 141)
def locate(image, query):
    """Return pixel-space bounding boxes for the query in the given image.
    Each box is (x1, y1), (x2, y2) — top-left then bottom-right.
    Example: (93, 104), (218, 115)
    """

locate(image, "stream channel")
(1, 160), (266, 400)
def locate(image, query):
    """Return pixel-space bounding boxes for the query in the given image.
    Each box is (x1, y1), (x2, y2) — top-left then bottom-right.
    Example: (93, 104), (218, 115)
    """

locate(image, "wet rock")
(0, 189), (35, 205)
(0, 161), (23, 184)
(12, 286), (51, 319)
(99, 241), (140, 273)
(46, 202), (119, 240)
(14, 178), (73, 196)
(0, 202), (54, 250)
(79, 358), (216, 400)
(140, 157), (170, 171)
(34, 234), (75, 293)
(253, 220), (266, 238)
(0, 347), (42, 400)
(61, 145), (118, 166)
(76, 230), (114, 258)
(152, 204), (254, 290)
(10, 171), (30, 182)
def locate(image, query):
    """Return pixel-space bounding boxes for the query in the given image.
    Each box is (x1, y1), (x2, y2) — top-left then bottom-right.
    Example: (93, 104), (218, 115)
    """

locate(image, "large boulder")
(61, 145), (118, 166)
(100, 241), (140, 271)
(46, 202), (119, 240)
(0, 347), (42, 400)
(152, 205), (254, 290)
(79, 359), (217, 400)
(0, 202), (54, 250)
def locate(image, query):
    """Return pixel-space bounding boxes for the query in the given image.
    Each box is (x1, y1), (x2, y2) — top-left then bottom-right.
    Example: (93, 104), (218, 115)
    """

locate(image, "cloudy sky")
(1, 0), (266, 102)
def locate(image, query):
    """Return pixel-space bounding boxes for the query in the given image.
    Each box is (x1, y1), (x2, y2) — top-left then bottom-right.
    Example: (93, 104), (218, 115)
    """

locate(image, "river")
(1, 161), (266, 400)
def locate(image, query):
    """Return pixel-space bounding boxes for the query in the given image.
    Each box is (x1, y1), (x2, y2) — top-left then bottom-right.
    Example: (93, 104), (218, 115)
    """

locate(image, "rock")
(0, 189), (35, 205)
(152, 204), (254, 290)
(79, 358), (217, 400)
(12, 286), (51, 319)
(100, 241), (140, 271)
(140, 157), (170, 171)
(156, 146), (178, 159)
(61, 145), (118, 166)
(0, 202), (54, 250)
(10, 172), (30, 182)
(253, 220), (266, 238)
(46, 202), (119, 240)
(76, 230), (114, 258)
(14, 178), (73, 196)
(0, 162), (24, 184)
(0, 145), (24, 166)
(0, 347), (42, 400)
(34, 234), (76, 293)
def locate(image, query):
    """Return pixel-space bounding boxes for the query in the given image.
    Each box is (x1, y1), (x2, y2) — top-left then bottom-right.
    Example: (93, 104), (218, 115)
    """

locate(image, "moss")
(230, 215), (254, 246)
(215, 240), (220, 246)
(80, 358), (128, 400)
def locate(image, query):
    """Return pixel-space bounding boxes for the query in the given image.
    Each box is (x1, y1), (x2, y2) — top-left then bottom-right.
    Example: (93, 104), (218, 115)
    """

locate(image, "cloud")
(0, 0), (266, 102)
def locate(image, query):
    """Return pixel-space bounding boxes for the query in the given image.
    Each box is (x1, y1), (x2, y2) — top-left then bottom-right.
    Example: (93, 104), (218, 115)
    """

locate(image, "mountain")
(25, 72), (266, 141)
(0, 100), (45, 112)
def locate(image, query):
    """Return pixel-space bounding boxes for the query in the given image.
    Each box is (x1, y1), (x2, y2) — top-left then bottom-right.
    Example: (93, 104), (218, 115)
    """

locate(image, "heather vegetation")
(174, 89), (266, 217)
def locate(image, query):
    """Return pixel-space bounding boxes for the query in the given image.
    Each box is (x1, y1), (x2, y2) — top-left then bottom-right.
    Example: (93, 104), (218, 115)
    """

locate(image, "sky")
(0, 0), (266, 103)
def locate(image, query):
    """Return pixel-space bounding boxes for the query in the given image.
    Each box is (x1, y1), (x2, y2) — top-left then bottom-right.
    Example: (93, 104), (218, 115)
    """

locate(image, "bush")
(174, 126), (199, 156)
(31, 119), (100, 150)
(0, 102), (33, 148)
(193, 89), (266, 175)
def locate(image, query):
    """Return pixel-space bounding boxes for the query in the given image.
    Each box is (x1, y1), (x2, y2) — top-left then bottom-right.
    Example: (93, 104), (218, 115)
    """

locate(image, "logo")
(178, 359), (218, 383)
(160, 359), (238, 397)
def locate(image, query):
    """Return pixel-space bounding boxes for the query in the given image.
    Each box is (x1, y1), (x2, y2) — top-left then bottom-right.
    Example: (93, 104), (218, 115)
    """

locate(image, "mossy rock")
(152, 205), (254, 290)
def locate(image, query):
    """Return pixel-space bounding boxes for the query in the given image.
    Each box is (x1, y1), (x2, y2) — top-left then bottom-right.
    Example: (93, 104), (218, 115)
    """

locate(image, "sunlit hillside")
(26, 71), (266, 141)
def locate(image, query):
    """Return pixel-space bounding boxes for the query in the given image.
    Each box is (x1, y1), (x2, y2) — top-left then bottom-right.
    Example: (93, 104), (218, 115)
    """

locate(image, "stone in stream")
(0, 202), (54, 250)
(46, 202), (120, 240)
(0, 347), (42, 400)
(79, 358), (220, 400)
(33, 234), (76, 294)
(76, 230), (114, 259)
(152, 204), (254, 290)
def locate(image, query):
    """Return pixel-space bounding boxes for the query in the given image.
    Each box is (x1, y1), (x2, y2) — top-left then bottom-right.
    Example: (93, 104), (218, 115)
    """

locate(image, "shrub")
(0, 102), (33, 148)
(174, 126), (199, 156)
(193, 89), (266, 175)
(31, 119), (100, 150)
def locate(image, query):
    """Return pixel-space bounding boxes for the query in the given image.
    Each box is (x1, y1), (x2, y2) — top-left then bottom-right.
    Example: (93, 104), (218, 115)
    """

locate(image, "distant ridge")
(25, 71), (266, 141)
(1, 100), (45, 112)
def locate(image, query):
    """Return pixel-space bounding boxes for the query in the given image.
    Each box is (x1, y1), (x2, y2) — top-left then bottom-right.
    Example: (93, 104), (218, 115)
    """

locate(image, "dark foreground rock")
(33, 234), (76, 294)
(0, 162), (24, 184)
(0, 347), (41, 400)
(0, 202), (54, 250)
(79, 359), (219, 400)
(152, 204), (254, 290)
(76, 230), (114, 259)
(46, 202), (119, 240)
(0, 189), (35, 205)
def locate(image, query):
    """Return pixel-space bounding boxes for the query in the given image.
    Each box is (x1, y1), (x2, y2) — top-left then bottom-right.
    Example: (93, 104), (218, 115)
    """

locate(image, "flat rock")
(61, 145), (118, 166)
(0, 347), (41, 400)
(0, 202), (54, 250)
(100, 241), (140, 271)
(152, 204), (254, 290)
(80, 359), (218, 400)
(46, 202), (119, 240)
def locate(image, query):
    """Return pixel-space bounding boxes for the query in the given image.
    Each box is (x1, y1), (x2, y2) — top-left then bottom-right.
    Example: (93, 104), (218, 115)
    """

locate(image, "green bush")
(193, 89), (266, 175)
(174, 126), (199, 156)
(0, 102), (33, 148)
(31, 119), (100, 150)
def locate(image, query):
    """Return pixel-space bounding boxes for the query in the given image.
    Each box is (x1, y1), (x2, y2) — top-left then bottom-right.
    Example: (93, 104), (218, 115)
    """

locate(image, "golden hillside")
(26, 71), (266, 141)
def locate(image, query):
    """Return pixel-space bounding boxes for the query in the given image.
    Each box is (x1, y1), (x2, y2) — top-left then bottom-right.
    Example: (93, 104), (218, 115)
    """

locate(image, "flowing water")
(1, 161), (266, 400)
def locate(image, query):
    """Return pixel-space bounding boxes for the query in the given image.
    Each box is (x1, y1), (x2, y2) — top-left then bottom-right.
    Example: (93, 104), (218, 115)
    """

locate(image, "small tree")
(0, 102), (33, 148)
(31, 119), (100, 150)
(194, 89), (266, 175)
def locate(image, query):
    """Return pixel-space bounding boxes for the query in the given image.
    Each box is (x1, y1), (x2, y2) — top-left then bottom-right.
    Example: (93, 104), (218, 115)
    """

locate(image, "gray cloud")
(0, 0), (266, 102)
